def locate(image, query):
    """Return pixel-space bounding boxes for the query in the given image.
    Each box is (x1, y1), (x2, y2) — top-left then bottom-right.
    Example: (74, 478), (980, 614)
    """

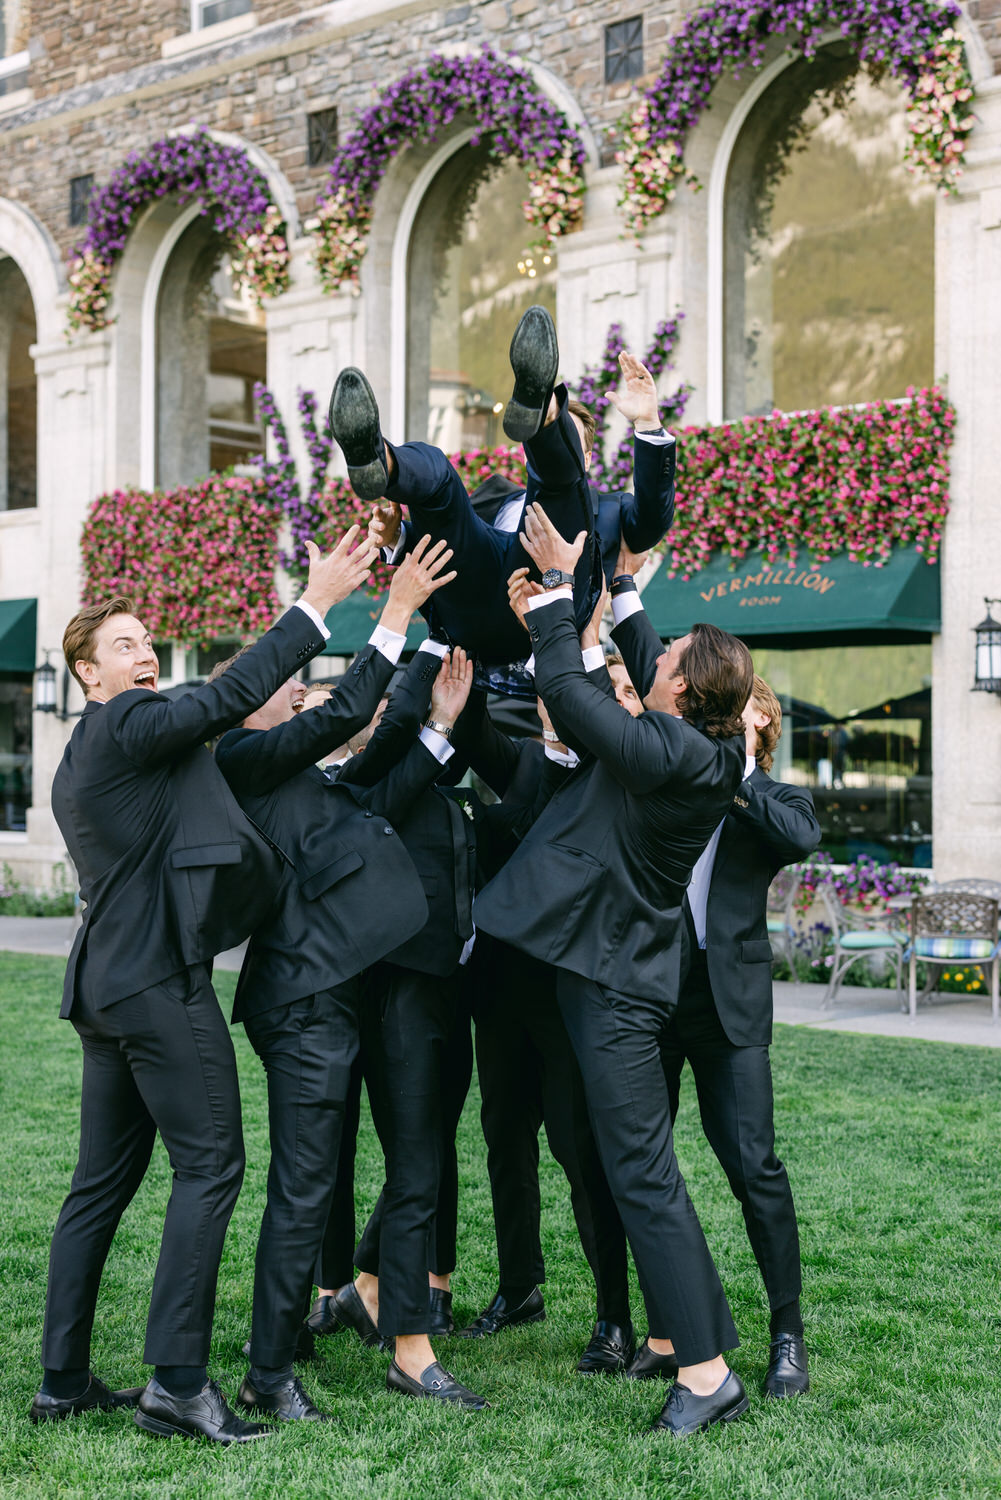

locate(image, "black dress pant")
(43, 963), (244, 1369)
(429, 986), (473, 1277)
(475, 944), (630, 1324)
(556, 970), (739, 1366)
(354, 964), (456, 1337)
(243, 980), (364, 1368)
(313, 1054), (363, 1290)
(661, 951), (802, 1311)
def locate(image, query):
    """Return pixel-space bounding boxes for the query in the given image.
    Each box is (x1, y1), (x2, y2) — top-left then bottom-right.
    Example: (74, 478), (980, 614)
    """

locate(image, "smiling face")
(75, 613), (159, 702)
(607, 661), (643, 717)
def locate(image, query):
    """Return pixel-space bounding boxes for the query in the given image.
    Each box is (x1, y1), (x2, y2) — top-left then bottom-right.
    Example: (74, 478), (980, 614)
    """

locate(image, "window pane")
(1, 257), (37, 510)
(198, 0), (252, 28)
(0, 676), (32, 832)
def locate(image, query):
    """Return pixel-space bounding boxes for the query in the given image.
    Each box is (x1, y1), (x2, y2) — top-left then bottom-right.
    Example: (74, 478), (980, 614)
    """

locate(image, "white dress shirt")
(687, 754), (757, 947)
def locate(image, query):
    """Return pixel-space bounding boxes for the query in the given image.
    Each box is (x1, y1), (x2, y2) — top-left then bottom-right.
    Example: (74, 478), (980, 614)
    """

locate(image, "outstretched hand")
(507, 566), (544, 632)
(430, 647), (474, 728)
(369, 500), (403, 554)
(302, 526), (380, 615)
(607, 351), (661, 429)
(614, 539), (650, 578)
(381, 534), (457, 635)
(519, 503), (586, 576)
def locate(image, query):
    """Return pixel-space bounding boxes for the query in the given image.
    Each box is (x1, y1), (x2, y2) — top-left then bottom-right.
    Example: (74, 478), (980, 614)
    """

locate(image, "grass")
(2, 951), (1000, 1499)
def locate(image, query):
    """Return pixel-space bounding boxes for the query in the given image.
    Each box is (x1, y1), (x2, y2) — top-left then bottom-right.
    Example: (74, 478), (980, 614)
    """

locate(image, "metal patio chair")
(904, 891), (1000, 1022)
(818, 885), (906, 1009)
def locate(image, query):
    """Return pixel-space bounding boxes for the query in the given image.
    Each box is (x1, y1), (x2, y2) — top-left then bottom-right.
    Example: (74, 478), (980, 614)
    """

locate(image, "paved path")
(2, 916), (998, 1048)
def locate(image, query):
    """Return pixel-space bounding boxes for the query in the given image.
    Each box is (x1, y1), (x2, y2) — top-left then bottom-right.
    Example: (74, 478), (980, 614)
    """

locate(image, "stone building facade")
(1, 0), (1000, 886)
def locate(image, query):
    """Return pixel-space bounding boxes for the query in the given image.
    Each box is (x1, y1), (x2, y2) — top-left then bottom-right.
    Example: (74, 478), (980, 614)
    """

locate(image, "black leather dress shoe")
(457, 1286), (545, 1339)
(502, 305), (559, 442)
(134, 1378), (272, 1444)
(332, 1281), (393, 1350)
(652, 1371), (749, 1437)
(428, 1287), (455, 1337)
(327, 367), (389, 500)
(30, 1373), (144, 1423)
(624, 1338), (680, 1381)
(576, 1321), (635, 1374)
(386, 1360), (489, 1410)
(306, 1292), (346, 1337)
(237, 1374), (332, 1422)
(763, 1333), (809, 1397)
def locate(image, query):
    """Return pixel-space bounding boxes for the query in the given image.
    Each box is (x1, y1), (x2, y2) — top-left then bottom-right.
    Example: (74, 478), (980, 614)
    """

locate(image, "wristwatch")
(635, 425), (666, 436)
(541, 568), (575, 590)
(424, 718), (453, 740)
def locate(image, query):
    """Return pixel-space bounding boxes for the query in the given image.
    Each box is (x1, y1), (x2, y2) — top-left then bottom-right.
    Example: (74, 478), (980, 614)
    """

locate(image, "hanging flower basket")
(616, 2), (974, 238)
(67, 128), (291, 334)
(309, 47), (587, 295)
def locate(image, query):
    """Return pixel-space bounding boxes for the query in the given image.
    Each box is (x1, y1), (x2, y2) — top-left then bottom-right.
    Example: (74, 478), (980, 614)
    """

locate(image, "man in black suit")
(33, 530), (377, 1442)
(212, 540), (465, 1421)
(328, 307), (675, 671)
(476, 505), (755, 1437)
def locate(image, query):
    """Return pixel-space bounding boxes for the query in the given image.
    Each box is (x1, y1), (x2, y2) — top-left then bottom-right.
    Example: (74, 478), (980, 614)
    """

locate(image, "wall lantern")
(972, 599), (1001, 694)
(34, 652), (57, 713)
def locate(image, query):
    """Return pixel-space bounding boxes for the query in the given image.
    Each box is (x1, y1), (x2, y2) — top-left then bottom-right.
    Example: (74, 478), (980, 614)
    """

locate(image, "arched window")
(724, 46), (935, 418)
(407, 149), (557, 448)
(0, 256), (37, 510)
(154, 216), (265, 488)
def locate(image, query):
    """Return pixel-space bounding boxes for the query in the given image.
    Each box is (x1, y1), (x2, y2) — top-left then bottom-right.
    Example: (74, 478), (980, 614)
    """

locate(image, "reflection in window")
(408, 151), (557, 449)
(0, 676), (31, 832)
(725, 57), (935, 417)
(0, 257), (37, 510)
(752, 641), (932, 866)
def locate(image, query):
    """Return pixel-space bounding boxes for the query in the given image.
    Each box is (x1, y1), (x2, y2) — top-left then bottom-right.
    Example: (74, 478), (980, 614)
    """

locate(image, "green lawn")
(1, 952), (999, 1499)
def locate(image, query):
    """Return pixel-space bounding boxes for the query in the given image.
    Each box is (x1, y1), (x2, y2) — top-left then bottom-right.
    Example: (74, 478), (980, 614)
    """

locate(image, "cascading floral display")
(665, 388), (954, 579)
(617, 0), (974, 237)
(80, 474), (281, 646)
(309, 47), (587, 294)
(67, 129), (291, 334)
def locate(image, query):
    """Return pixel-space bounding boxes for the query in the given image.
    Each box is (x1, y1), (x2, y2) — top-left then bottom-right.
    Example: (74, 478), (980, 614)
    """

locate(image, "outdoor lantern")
(34, 653), (57, 713)
(972, 599), (1001, 694)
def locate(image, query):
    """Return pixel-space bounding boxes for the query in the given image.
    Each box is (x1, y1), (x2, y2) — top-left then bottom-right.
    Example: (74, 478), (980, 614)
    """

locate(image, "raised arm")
(731, 779), (822, 866)
(607, 350), (676, 552)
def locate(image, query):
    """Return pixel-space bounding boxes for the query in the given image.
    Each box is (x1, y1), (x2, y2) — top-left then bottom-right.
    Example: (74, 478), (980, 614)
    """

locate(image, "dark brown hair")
(63, 595), (136, 692)
(749, 674), (782, 771)
(207, 644), (254, 682)
(567, 398), (596, 456)
(674, 623), (753, 740)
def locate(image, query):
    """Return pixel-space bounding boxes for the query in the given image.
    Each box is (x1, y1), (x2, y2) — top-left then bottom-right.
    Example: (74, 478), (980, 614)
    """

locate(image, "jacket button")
(364, 810), (373, 818)
(383, 826), (394, 836)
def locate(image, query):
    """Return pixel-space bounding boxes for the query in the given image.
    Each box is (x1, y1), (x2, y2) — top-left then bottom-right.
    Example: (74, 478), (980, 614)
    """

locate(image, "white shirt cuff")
(368, 623), (407, 665)
(419, 726), (454, 764)
(581, 645), (605, 672)
(419, 638), (450, 659)
(634, 429), (676, 446)
(545, 743), (579, 768)
(610, 591), (644, 626)
(526, 586), (572, 610)
(381, 530), (407, 565)
(524, 654), (535, 676)
(293, 598), (330, 640)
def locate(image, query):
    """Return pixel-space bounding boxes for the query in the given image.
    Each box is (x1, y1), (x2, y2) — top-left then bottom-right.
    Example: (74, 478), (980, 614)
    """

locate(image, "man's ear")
(75, 659), (98, 688)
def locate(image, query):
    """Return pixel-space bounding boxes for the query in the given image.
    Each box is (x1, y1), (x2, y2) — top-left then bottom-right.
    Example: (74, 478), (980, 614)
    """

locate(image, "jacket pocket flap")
(741, 939), (773, 963)
(171, 842), (243, 869)
(300, 850), (364, 901)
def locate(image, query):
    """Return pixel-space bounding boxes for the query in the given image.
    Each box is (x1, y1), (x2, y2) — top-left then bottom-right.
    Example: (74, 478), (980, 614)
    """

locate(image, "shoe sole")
(134, 1409), (270, 1443)
(456, 1308), (546, 1339)
(327, 368), (388, 500)
(503, 306), (559, 442)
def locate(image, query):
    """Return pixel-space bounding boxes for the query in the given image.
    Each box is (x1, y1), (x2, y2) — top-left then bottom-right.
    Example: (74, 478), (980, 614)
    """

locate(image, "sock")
(41, 1367), (90, 1400)
(770, 1299), (804, 1338)
(498, 1283), (536, 1309)
(247, 1363), (294, 1394)
(154, 1364), (207, 1398)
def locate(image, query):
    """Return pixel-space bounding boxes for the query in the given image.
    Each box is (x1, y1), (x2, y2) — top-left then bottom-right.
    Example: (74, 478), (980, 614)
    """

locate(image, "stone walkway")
(2, 916), (998, 1048)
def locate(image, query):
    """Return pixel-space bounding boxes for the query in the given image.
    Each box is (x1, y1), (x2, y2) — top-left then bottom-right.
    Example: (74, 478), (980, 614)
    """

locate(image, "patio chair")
(765, 869), (801, 970)
(904, 891), (1000, 1022)
(817, 885), (905, 1009)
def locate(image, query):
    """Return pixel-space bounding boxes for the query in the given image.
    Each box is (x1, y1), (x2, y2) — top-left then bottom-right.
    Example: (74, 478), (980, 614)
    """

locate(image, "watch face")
(542, 568), (563, 588)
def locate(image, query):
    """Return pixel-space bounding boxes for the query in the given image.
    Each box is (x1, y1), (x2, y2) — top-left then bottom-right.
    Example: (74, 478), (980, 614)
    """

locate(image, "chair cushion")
(912, 937), (996, 960)
(839, 931), (902, 950)
(766, 918), (786, 933)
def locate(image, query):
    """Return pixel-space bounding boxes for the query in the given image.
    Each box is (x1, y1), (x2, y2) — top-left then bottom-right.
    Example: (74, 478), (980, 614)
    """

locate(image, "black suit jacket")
(699, 771), (820, 1047)
(215, 644), (444, 1018)
(336, 650), (477, 977)
(52, 606), (324, 1018)
(474, 597), (747, 1001)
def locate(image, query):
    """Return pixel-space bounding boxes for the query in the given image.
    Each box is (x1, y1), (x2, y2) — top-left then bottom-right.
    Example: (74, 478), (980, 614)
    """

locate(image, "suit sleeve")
(450, 688), (522, 798)
(109, 607), (324, 768)
(528, 597), (695, 795)
(730, 779), (822, 865)
(354, 737), (447, 824)
(617, 437), (676, 554)
(337, 649), (436, 789)
(214, 644), (395, 797)
(611, 607), (665, 702)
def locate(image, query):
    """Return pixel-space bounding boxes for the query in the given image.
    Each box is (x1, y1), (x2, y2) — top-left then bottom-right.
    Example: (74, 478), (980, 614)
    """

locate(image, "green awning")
(0, 598), (36, 672)
(639, 548), (939, 647)
(321, 593), (427, 656)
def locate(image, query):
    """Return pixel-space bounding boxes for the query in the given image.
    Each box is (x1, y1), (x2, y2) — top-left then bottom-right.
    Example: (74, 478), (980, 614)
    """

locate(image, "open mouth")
(291, 690), (307, 713)
(134, 670), (156, 689)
